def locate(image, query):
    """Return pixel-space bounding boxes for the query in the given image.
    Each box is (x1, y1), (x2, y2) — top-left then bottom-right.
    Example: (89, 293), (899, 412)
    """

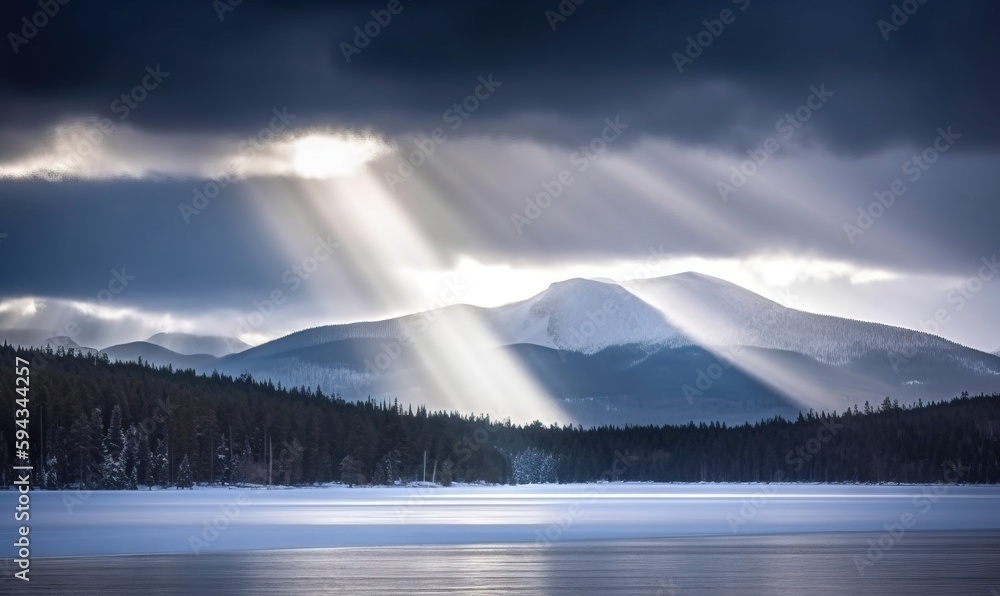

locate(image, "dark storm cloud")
(1, 0), (999, 348)
(0, 179), (296, 307)
(1, 0), (998, 153)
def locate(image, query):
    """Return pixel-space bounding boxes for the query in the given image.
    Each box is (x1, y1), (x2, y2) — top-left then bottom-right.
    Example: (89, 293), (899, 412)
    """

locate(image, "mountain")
(630, 272), (974, 365)
(145, 332), (249, 357)
(0, 328), (98, 355)
(0, 328), (54, 347)
(67, 272), (1000, 426)
(206, 273), (999, 424)
(484, 278), (687, 353)
(101, 341), (219, 370)
(39, 336), (99, 356)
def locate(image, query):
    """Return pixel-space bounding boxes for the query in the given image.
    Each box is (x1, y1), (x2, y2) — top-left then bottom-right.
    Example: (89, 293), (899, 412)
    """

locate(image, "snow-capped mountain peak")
(486, 277), (686, 354)
(630, 272), (988, 368)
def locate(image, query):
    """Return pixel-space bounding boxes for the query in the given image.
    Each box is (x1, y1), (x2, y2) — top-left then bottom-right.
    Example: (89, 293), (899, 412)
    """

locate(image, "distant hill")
(0, 328), (98, 355)
(102, 341), (218, 370)
(146, 332), (249, 357)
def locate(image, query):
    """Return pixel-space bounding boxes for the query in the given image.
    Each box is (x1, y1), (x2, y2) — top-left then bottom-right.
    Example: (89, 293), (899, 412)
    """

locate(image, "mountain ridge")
(16, 272), (999, 425)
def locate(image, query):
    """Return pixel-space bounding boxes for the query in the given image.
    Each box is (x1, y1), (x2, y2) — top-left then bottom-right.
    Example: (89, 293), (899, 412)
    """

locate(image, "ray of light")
(629, 278), (867, 415)
(243, 156), (569, 425)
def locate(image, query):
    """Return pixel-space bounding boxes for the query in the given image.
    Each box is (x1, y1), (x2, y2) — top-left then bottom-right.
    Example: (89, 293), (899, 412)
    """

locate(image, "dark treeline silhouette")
(2, 344), (998, 489)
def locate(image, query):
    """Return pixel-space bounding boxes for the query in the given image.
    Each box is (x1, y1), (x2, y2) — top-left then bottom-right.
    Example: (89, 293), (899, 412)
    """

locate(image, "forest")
(2, 343), (999, 489)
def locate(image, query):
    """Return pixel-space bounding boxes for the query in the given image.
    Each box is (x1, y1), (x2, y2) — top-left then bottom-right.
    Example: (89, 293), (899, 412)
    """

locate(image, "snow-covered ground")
(4, 483), (1000, 558)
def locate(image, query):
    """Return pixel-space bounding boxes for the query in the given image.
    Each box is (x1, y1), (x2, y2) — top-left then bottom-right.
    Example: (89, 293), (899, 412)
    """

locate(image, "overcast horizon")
(1, 0), (998, 352)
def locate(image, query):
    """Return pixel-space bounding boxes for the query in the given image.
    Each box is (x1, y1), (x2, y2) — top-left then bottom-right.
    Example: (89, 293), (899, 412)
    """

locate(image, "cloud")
(0, 119), (390, 180)
(0, 1), (997, 154)
(1, 0), (997, 352)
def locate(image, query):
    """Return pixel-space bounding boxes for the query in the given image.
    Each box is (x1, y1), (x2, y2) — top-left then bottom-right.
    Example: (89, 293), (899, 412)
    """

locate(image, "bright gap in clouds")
(0, 121), (391, 181)
(398, 254), (902, 312)
(289, 133), (390, 179)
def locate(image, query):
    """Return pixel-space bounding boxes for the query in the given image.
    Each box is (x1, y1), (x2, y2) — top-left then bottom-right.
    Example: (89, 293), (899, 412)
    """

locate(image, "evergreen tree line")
(1, 344), (998, 489)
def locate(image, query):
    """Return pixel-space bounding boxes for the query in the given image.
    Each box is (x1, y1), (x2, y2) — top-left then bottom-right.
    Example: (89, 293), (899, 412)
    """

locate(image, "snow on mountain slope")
(0, 329), (99, 354)
(40, 336), (99, 355)
(236, 280), (687, 361)
(146, 332), (250, 357)
(630, 272), (998, 371)
(485, 278), (686, 354)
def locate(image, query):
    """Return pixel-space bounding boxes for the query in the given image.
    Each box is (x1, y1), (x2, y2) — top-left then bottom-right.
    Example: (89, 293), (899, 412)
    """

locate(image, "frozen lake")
(5, 533), (1000, 595)
(3, 483), (1000, 557)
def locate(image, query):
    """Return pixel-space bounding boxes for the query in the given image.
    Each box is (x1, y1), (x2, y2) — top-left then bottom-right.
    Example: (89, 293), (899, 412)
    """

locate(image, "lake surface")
(2, 484), (1000, 593)
(4, 532), (1000, 595)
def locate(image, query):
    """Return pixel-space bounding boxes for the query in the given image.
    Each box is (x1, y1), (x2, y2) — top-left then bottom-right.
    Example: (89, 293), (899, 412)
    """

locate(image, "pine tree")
(68, 410), (91, 487)
(103, 405), (124, 456)
(439, 458), (454, 487)
(215, 434), (230, 484)
(100, 406), (128, 489)
(177, 454), (194, 489)
(43, 453), (59, 489)
(120, 425), (141, 489)
(100, 448), (125, 489)
(339, 455), (364, 487)
(154, 436), (170, 487)
(373, 449), (401, 485)
(88, 407), (104, 488)
(138, 430), (152, 488)
(143, 447), (156, 488)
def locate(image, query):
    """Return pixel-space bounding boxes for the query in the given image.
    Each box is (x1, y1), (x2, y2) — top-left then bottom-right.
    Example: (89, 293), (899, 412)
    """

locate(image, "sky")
(0, 0), (997, 352)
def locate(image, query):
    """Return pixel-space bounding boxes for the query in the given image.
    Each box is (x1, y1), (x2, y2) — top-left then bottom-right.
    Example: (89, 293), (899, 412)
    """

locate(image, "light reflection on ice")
(3, 483), (999, 557)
